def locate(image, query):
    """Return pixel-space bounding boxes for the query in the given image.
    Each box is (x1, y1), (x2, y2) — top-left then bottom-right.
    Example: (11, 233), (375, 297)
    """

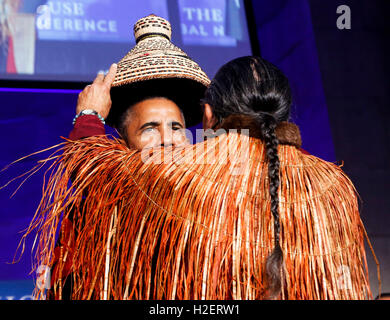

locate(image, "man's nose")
(160, 128), (174, 147)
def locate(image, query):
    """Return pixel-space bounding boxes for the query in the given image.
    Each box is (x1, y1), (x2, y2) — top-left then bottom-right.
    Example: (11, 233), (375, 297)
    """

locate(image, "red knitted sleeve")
(68, 114), (105, 140)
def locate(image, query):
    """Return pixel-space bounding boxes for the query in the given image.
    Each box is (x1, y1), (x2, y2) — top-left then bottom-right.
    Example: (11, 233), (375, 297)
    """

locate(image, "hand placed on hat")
(76, 63), (117, 120)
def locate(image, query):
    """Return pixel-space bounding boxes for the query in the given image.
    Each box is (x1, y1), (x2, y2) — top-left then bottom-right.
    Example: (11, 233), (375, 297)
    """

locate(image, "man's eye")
(172, 126), (182, 131)
(142, 127), (155, 133)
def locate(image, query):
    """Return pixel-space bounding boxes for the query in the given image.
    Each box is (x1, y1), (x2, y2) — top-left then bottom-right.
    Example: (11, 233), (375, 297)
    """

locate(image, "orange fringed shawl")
(21, 123), (373, 300)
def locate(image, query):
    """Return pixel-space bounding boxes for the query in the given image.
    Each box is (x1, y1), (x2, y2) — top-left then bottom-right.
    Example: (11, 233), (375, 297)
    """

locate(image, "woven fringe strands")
(20, 133), (374, 300)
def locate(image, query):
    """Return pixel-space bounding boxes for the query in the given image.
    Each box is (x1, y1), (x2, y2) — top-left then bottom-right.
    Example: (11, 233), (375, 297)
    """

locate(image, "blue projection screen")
(0, 0), (254, 84)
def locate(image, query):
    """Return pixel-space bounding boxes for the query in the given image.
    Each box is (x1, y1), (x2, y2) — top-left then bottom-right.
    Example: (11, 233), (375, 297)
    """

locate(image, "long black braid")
(203, 56), (291, 299)
(260, 114), (283, 299)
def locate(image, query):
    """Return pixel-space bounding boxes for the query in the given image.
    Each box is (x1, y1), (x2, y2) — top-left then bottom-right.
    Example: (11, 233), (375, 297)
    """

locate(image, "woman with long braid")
(24, 56), (373, 299)
(200, 56), (373, 299)
(201, 57), (294, 298)
(202, 57), (286, 298)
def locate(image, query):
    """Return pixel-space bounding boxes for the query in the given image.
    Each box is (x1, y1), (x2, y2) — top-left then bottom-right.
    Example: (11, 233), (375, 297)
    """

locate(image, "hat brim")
(107, 78), (207, 129)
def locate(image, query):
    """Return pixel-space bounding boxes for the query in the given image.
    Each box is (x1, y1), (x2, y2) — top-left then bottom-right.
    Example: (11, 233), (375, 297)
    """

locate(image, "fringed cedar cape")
(24, 116), (372, 300)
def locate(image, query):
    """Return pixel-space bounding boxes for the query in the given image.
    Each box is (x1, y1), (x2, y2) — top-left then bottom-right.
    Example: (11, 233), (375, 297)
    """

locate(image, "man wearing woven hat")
(70, 14), (210, 150)
(41, 14), (210, 299)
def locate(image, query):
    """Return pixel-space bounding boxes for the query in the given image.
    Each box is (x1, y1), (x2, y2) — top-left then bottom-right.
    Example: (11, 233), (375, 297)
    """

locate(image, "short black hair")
(117, 96), (185, 144)
(107, 78), (206, 129)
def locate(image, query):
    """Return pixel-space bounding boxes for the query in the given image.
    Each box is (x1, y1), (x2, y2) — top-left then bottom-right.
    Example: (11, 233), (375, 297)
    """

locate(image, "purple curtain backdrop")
(251, 0), (335, 161)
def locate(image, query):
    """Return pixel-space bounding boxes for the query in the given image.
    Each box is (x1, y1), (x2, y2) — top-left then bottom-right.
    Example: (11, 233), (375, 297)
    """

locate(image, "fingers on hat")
(93, 72), (105, 84)
(104, 63), (117, 86)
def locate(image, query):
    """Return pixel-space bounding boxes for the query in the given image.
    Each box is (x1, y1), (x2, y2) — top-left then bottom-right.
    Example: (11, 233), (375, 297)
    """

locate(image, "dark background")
(307, 0), (389, 296)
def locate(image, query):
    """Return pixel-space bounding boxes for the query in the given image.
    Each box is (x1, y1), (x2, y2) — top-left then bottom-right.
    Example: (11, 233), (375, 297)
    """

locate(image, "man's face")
(125, 97), (188, 150)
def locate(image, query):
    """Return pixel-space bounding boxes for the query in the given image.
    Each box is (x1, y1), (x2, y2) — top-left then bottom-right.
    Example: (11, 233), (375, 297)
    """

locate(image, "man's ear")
(202, 103), (217, 129)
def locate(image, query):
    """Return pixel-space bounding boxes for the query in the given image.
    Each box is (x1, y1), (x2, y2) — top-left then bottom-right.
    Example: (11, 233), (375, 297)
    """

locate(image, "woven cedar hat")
(107, 14), (210, 128)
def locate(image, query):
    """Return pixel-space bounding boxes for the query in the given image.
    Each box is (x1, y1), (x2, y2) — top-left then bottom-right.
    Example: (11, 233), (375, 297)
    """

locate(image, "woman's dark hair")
(203, 56), (292, 299)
